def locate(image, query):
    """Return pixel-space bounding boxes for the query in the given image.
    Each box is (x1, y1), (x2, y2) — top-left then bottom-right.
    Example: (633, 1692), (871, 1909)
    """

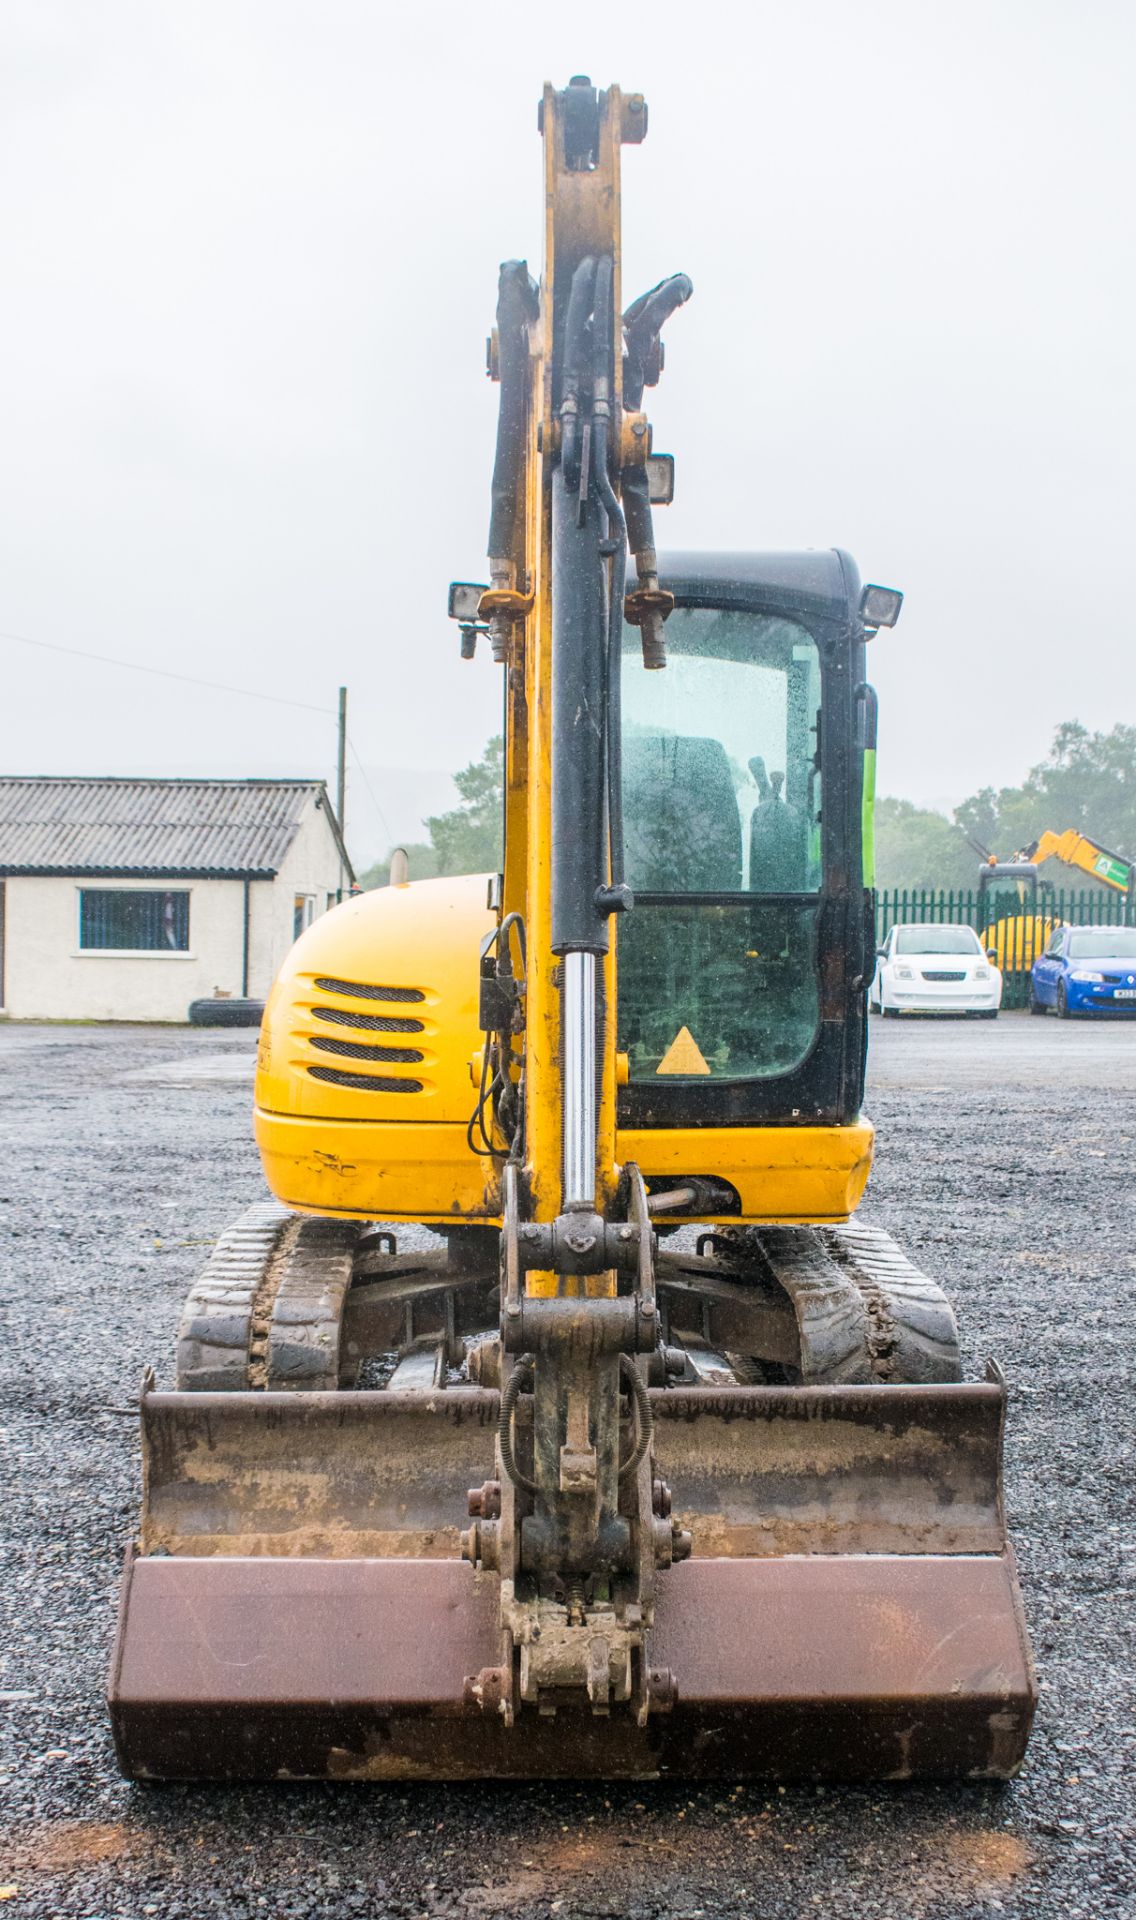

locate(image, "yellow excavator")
(108, 76), (1036, 1782)
(979, 831), (1132, 974)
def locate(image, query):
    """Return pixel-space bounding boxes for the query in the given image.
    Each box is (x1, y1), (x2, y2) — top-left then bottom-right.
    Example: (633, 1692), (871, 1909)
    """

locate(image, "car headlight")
(893, 966), (914, 980)
(973, 966), (991, 980)
(1071, 971), (1104, 983)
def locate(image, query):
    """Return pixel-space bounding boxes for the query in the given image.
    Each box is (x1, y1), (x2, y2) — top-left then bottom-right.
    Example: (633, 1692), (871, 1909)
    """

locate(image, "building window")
(293, 894), (315, 940)
(79, 889), (190, 952)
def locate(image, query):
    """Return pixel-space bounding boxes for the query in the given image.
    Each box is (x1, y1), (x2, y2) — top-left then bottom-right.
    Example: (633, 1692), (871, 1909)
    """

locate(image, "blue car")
(1030, 924), (1136, 1017)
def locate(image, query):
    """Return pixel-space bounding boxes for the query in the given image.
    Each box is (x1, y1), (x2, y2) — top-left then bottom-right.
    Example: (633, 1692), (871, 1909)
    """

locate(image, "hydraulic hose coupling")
(624, 550), (674, 670)
(638, 589), (668, 669)
(486, 562), (513, 664)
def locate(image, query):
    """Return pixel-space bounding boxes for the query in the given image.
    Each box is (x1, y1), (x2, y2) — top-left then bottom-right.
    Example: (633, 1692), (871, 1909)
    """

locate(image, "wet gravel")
(1, 1017), (1133, 1918)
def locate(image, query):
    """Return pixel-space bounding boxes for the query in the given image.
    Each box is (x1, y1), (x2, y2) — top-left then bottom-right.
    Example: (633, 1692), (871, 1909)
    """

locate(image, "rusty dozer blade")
(108, 1374), (1035, 1781)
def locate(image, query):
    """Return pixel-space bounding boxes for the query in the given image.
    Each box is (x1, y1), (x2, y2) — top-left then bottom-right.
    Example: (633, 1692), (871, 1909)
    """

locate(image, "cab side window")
(1044, 929), (1064, 959)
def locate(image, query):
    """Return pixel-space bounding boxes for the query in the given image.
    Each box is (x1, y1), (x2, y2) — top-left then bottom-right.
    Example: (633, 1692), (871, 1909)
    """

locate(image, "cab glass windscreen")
(618, 607), (824, 1082)
(621, 608), (822, 894)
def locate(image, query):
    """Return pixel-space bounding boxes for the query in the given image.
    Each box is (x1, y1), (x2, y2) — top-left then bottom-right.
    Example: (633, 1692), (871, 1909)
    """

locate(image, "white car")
(870, 924), (1002, 1018)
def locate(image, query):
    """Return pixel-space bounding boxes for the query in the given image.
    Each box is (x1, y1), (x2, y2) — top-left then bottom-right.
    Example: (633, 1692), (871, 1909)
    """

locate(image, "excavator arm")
(1025, 828), (1133, 892)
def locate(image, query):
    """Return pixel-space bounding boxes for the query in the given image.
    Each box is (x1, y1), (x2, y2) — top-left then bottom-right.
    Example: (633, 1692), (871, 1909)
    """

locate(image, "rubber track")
(821, 1222), (962, 1383)
(748, 1224), (961, 1385)
(175, 1202), (360, 1391)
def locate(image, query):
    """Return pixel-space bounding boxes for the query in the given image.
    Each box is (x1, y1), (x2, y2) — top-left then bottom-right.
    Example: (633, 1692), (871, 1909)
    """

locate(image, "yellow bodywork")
(255, 873), (498, 1222)
(255, 874), (873, 1226)
(981, 914), (1053, 973)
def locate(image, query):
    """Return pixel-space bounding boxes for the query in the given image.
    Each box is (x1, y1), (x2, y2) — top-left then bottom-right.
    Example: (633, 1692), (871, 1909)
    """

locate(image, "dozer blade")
(109, 1379), (1035, 1782)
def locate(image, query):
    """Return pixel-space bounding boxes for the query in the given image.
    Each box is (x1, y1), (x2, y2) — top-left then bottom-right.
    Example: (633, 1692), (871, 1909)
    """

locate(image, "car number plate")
(1114, 989), (1136, 999)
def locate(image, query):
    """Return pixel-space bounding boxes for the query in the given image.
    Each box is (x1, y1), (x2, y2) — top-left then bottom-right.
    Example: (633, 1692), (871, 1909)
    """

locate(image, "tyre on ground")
(188, 997), (265, 1028)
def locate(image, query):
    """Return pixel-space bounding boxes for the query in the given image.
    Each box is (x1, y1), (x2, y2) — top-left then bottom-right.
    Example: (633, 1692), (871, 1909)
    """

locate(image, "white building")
(0, 777), (352, 1022)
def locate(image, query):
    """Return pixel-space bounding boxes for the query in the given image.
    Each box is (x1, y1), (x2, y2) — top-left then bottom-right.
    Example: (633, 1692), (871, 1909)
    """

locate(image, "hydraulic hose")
(622, 272), (693, 410)
(499, 1356), (538, 1494)
(560, 255), (597, 492)
(603, 529), (628, 894)
(487, 261), (539, 564)
(590, 255), (630, 901)
(621, 273), (693, 669)
(617, 1354), (653, 1482)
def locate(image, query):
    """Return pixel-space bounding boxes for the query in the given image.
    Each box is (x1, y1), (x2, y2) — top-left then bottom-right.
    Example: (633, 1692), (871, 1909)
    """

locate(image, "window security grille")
(79, 890), (190, 951)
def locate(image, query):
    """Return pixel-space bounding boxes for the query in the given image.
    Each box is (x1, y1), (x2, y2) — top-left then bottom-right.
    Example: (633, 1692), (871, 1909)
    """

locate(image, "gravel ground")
(0, 1016), (1133, 1918)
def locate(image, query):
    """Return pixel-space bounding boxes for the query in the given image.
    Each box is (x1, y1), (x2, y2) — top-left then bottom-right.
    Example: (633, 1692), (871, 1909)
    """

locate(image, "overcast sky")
(2, 1), (1133, 866)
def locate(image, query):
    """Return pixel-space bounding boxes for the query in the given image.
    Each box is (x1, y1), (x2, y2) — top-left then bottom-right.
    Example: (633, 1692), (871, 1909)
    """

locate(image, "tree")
(359, 738), (504, 888)
(880, 722), (1136, 894)
(955, 722), (1136, 862)
(425, 736), (504, 876)
(875, 797), (976, 892)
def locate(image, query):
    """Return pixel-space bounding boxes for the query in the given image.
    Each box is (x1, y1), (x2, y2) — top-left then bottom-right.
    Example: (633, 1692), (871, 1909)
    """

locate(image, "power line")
(347, 735), (394, 849)
(3, 618), (403, 858)
(0, 624), (333, 716)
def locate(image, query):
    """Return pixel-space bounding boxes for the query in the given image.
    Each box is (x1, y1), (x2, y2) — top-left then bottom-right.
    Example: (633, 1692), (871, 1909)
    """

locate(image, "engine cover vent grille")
(308, 1066), (423, 1094)
(312, 1006), (423, 1034)
(314, 977), (424, 1003)
(311, 1036), (423, 1065)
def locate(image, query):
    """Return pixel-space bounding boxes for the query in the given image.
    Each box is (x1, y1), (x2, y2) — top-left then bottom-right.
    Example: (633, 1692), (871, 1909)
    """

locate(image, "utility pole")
(336, 686), (348, 872)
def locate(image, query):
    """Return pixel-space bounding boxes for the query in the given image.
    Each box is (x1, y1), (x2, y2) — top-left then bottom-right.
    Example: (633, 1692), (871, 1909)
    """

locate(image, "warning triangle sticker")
(656, 1025), (711, 1075)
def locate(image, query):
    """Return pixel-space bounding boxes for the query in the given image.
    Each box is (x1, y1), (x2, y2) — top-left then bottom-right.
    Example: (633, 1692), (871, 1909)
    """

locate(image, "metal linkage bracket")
(476, 1165), (677, 1725)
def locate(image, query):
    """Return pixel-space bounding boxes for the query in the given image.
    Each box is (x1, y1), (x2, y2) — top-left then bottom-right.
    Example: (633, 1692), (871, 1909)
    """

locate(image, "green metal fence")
(874, 886), (1136, 1009)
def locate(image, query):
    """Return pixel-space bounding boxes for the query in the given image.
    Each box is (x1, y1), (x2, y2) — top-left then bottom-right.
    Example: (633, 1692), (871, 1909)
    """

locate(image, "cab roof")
(659, 549), (861, 622)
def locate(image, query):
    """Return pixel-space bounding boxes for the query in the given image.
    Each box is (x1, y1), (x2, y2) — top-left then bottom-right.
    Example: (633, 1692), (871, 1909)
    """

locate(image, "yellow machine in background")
(978, 832), (1132, 972)
(109, 76), (1035, 1784)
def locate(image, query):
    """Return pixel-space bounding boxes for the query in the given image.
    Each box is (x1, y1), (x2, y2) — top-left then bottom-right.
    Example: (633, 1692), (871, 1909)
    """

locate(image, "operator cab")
(617, 550), (880, 1130)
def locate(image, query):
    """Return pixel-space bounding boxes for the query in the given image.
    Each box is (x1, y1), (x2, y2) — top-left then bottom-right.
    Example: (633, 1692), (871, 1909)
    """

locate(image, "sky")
(2, 0), (1133, 868)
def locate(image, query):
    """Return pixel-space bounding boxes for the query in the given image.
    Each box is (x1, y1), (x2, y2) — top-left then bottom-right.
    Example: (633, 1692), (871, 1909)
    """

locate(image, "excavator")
(979, 830), (1133, 975)
(108, 76), (1036, 1782)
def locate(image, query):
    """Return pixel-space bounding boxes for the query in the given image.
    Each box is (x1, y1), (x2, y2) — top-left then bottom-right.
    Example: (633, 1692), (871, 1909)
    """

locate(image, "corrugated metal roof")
(0, 778), (344, 878)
